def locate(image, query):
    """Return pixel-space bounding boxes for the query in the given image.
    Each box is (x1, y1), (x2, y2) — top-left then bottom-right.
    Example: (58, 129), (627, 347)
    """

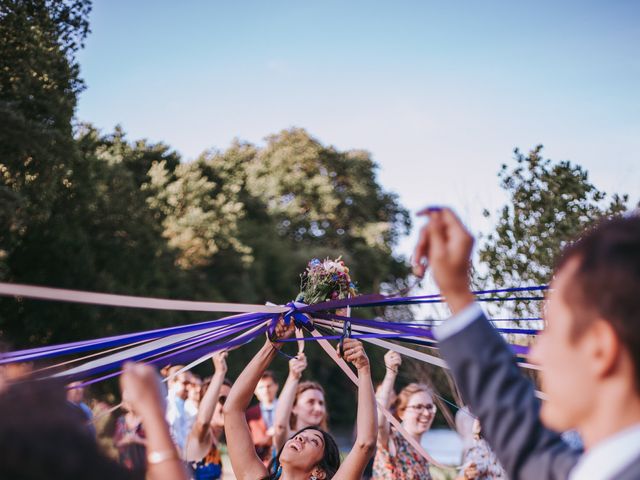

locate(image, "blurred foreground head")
(529, 214), (640, 433)
(0, 379), (138, 480)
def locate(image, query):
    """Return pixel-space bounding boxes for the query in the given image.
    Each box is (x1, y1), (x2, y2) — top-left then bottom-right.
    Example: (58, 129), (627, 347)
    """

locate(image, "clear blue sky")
(77, 0), (640, 263)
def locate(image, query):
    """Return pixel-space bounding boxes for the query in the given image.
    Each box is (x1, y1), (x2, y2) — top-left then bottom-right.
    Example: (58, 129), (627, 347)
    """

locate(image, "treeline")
(0, 0), (414, 425)
(2, 0), (634, 427)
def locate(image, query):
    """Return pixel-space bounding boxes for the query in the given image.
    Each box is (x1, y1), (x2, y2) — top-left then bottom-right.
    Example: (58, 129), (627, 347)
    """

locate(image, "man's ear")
(590, 318), (622, 379)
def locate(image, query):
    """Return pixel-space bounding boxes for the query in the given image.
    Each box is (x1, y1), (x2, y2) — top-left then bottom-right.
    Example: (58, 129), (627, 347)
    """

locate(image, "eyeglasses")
(218, 395), (227, 405)
(405, 403), (436, 413)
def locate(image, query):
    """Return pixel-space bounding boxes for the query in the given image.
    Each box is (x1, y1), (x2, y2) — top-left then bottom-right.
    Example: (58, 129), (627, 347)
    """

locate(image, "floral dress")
(462, 438), (508, 480)
(372, 427), (432, 480)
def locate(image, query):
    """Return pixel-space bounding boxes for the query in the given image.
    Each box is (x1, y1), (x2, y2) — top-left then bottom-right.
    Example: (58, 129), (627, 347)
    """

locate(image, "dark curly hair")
(265, 426), (341, 480)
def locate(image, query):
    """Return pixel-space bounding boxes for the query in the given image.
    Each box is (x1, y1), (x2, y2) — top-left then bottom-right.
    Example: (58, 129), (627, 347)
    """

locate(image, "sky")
(76, 0), (640, 269)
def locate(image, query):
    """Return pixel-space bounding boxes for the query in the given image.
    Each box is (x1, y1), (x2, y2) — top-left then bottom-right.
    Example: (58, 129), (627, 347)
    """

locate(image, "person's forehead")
(258, 378), (276, 386)
(220, 384), (231, 395)
(300, 389), (324, 401)
(407, 390), (432, 405)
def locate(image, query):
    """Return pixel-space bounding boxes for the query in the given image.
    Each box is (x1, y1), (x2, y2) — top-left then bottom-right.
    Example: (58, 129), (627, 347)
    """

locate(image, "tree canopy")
(479, 145), (631, 314)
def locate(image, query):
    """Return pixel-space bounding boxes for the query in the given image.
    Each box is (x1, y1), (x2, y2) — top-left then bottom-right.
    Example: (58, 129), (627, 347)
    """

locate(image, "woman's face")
(292, 388), (326, 429)
(279, 429), (325, 473)
(401, 391), (436, 436)
(210, 384), (231, 428)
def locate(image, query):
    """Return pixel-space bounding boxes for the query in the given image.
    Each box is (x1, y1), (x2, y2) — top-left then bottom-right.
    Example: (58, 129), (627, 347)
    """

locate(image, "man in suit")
(246, 370), (279, 463)
(412, 208), (640, 480)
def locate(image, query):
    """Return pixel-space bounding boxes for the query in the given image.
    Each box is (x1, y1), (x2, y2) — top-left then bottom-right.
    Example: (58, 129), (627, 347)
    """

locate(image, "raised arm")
(224, 320), (294, 480)
(273, 352), (307, 452)
(375, 350), (401, 448)
(185, 351), (227, 460)
(334, 338), (377, 480)
(412, 208), (579, 480)
(120, 362), (188, 480)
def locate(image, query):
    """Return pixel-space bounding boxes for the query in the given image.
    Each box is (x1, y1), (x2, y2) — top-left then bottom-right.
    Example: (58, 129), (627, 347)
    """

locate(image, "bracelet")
(147, 449), (179, 465)
(386, 366), (398, 374)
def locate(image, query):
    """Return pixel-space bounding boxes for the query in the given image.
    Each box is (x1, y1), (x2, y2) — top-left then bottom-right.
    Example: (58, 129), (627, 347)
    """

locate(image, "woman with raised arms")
(223, 318), (377, 480)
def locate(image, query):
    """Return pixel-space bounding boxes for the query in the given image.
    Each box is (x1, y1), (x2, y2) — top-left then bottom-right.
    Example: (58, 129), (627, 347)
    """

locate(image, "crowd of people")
(1, 209), (639, 480)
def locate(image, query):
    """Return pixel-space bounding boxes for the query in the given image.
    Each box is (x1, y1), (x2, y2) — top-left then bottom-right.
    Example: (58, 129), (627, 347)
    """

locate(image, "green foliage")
(479, 145), (629, 314)
(0, 0), (414, 424)
(0, 0), (90, 262)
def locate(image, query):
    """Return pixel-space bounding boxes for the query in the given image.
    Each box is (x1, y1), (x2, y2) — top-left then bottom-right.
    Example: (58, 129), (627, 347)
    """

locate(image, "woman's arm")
(334, 338), (377, 480)
(224, 320), (294, 480)
(120, 362), (188, 480)
(376, 350), (401, 449)
(192, 351), (228, 443)
(272, 352), (307, 452)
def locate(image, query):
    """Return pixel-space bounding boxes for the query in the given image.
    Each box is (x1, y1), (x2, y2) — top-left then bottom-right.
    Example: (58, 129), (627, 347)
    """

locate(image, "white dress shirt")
(569, 424), (640, 480)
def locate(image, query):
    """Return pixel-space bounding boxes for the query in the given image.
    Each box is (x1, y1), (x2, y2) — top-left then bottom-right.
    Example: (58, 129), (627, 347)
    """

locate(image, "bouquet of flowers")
(295, 257), (357, 305)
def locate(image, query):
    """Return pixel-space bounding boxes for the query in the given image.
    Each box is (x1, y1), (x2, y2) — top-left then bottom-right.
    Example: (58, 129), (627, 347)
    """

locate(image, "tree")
(479, 145), (630, 314)
(0, 0), (91, 260)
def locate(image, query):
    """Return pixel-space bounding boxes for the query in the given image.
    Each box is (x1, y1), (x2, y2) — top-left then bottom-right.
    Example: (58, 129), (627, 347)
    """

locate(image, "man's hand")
(412, 208), (475, 314)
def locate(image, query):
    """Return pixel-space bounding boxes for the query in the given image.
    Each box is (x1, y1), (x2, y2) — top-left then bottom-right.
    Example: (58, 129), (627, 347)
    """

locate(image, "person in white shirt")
(412, 208), (640, 480)
(184, 372), (202, 433)
(163, 365), (191, 456)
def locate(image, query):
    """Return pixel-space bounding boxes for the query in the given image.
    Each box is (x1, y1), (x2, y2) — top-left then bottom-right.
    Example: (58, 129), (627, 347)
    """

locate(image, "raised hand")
(412, 208), (475, 313)
(288, 352), (307, 379)
(268, 315), (297, 349)
(120, 362), (165, 418)
(339, 338), (370, 371)
(212, 350), (228, 375)
(384, 350), (402, 374)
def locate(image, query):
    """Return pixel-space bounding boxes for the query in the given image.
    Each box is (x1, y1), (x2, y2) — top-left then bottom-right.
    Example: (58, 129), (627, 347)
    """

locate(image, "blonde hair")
(394, 382), (432, 420)
(290, 381), (329, 430)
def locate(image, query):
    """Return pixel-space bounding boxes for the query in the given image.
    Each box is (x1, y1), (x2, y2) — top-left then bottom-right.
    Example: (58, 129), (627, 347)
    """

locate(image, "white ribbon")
(0, 282), (288, 314)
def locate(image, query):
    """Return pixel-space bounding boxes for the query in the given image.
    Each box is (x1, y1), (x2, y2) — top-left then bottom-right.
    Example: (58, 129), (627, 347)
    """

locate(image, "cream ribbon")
(0, 282), (288, 314)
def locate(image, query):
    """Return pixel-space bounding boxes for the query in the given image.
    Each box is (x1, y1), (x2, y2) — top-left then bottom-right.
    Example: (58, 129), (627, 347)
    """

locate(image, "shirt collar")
(569, 423), (640, 480)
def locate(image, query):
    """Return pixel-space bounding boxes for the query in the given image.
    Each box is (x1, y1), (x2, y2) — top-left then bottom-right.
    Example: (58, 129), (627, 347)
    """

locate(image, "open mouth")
(289, 439), (302, 452)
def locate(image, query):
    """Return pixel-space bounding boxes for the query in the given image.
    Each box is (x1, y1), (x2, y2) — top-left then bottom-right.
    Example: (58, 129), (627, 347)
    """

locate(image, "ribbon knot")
(267, 301), (314, 340)
(283, 301), (314, 330)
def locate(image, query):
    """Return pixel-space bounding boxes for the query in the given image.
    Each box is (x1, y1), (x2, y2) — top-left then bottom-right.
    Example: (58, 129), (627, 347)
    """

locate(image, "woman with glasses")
(373, 350), (436, 480)
(185, 351), (231, 480)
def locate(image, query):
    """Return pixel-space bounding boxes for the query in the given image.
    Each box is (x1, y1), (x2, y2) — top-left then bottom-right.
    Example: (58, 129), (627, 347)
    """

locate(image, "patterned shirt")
(462, 438), (508, 480)
(372, 427), (432, 480)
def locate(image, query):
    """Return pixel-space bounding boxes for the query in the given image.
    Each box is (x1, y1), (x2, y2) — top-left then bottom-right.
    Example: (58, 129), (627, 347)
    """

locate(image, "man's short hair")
(260, 370), (278, 383)
(557, 213), (640, 391)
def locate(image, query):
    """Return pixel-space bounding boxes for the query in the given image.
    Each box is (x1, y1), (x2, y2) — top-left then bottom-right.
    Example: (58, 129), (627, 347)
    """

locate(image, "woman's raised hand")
(288, 352), (307, 379)
(384, 350), (401, 374)
(120, 362), (165, 417)
(212, 350), (228, 375)
(339, 338), (370, 370)
(268, 315), (297, 349)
